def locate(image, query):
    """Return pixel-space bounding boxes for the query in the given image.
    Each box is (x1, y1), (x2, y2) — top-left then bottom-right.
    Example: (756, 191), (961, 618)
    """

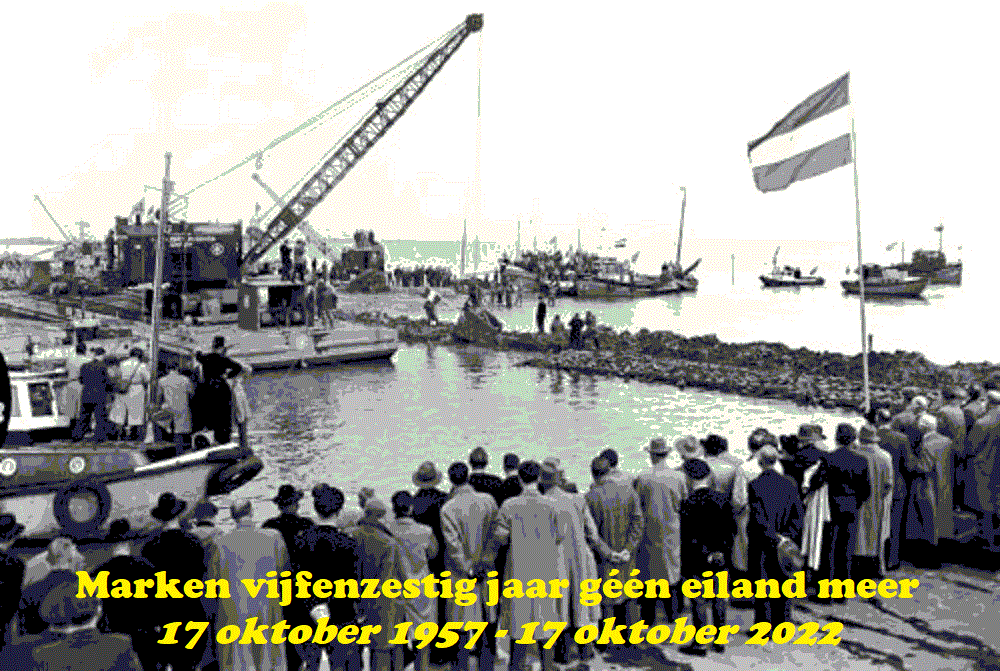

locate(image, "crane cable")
(181, 25), (457, 198)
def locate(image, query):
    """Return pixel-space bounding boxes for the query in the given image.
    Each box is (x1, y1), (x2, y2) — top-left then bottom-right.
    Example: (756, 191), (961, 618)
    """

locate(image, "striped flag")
(886, 241), (898, 251)
(748, 73), (852, 192)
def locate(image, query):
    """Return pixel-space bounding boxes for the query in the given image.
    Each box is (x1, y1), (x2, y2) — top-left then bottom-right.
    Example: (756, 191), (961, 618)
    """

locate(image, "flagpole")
(851, 119), (870, 415)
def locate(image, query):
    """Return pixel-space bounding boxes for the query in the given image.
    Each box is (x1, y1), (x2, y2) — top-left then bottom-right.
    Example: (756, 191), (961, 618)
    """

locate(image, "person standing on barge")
(195, 336), (242, 445)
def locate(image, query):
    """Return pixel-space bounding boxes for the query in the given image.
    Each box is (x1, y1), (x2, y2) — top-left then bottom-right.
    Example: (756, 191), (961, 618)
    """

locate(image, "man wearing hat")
(673, 435), (704, 465)
(187, 498), (221, 546)
(781, 425), (827, 492)
(194, 336), (243, 445)
(294, 485), (362, 671)
(156, 359), (196, 454)
(936, 386), (969, 508)
(0, 514), (25, 657)
(389, 491), (438, 671)
(468, 446), (503, 505)
(819, 424), (871, 591)
(64, 341), (90, 442)
(208, 500), (290, 671)
(678, 458), (734, 657)
(90, 520), (158, 671)
(747, 447), (804, 627)
(411, 461), (450, 665)
(264, 484), (315, 671)
(338, 486), (375, 534)
(633, 437), (687, 624)
(353, 496), (408, 671)
(17, 540), (87, 637)
(20, 577), (143, 671)
(141, 493), (209, 671)
(967, 390), (1000, 551)
(585, 456), (644, 636)
(851, 425), (894, 580)
(76, 345), (111, 441)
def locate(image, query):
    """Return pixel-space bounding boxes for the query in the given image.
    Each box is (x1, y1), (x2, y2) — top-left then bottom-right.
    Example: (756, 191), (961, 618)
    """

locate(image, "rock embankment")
(337, 309), (1000, 410)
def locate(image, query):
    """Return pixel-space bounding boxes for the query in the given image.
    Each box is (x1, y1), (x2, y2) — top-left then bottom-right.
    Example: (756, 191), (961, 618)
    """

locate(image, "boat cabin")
(236, 278), (312, 330)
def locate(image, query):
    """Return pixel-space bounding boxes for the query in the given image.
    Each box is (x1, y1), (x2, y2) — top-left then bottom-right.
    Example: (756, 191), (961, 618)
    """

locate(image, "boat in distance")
(841, 264), (929, 298)
(760, 266), (825, 288)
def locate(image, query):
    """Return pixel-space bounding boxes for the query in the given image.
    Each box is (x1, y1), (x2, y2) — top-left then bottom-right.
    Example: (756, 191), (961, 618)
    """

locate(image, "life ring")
(207, 456), (263, 496)
(53, 482), (112, 539)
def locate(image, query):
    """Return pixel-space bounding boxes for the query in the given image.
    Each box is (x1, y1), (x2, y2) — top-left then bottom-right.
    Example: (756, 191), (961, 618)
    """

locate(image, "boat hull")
(0, 442), (262, 541)
(760, 275), (825, 288)
(840, 276), (928, 297)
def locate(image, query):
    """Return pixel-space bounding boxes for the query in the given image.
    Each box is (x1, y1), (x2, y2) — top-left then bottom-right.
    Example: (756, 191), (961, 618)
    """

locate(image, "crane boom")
(241, 13), (484, 269)
(33, 195), (74, 242)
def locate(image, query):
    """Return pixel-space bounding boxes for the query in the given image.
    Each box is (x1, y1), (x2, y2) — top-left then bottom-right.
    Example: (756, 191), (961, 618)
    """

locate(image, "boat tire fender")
(207, 455), (263, 496)
(53, 482), (112, 539)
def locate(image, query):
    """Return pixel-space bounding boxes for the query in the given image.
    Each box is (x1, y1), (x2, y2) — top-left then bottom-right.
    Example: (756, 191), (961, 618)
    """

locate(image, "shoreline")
(331, 287), (998, 411)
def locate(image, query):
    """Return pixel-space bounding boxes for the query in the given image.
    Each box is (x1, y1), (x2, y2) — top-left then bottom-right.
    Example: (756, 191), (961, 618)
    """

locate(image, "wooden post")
(731, 254), (735, 285)
(146, 152), (172, 443)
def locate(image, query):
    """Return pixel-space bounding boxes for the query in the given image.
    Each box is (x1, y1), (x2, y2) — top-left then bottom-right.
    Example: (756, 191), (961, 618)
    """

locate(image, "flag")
(549, 236), (557, 245)
(614, 238), (627, 248)
(130, 199), (145, 219)
(933, 224), (944, 233)
(630, 250), (640, 264)
(886, 241), (898, 251)
(748, 72), (852, 192)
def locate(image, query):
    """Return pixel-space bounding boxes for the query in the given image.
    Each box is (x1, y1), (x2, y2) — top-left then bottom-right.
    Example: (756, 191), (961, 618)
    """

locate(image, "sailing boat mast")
(676, 186), (687, 265)
(936, 218), (944, 254)
(146, 152), (171, 440)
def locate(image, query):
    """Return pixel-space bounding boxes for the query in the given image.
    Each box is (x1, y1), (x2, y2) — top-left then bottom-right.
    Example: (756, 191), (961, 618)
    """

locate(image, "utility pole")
(676, 186), (687, 266)
(146, 152), (171, 443)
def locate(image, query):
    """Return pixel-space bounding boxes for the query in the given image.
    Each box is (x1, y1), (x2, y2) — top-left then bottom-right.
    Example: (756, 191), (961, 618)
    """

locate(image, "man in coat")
(388, 491), (438, 671)
(294, 485), (361, 671)
(678, 458), (735, 657)
(352, 498), (407, 671)
(586, 456), (644, 629)
(411, 460), (450, 665)
(850, 425), (894, 580)
(468, 446), (504, 504)
(485, 461), (563, 671)
(875, 409), (911, 571)
(499, 453), (523, 505)
(731, 429), (783, 574)
(0, 514), (25, 658)
(208, 500), (289, 671)
(23, 578), (143, 671)
(632, 437), (687, 624)
(76, 346), (110, 441)
(936, 386), (968, 503)
(140, 493), (208, 671)
(156, 360), (195, 453)
(967, 390), (1000, 551)
(920, 416), (955, 543)
(89, 520), (157, 670)
(441, 462), (500, 671)
(263, 484), (314, 671)
(195, 336), (243, 444)
(902, 415), (940, 568)
(748, 447), (804, 626)
(599, 448), (634, 487)
(820, 424), (871, 589)
(64, 342), (89, 441)
(539, 458), (605, 666)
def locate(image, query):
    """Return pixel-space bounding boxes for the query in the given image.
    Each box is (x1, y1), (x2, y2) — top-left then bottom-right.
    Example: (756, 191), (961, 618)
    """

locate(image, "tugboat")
(888, 222), (962, 285)
(841, 264), (929, 298)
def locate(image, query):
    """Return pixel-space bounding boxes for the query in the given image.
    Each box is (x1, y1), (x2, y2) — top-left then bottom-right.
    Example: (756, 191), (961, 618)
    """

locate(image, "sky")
(8, 1), (999, 268)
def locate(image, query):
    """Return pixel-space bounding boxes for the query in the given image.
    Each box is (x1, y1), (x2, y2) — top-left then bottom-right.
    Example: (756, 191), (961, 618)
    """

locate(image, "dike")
(336, 309), (1000, 411)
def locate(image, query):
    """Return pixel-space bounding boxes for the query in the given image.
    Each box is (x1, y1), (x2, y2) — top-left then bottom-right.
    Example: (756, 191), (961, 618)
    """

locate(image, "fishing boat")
(760, 247), (825, 287)
(841, 264), (929, 298)
(760, 266), (825, 288)
(888, 223), (962, 285)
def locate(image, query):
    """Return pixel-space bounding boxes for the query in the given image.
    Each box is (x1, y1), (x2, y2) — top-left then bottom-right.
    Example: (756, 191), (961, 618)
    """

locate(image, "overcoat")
(351, 518), (408, 650)
(489, 487), (565, 638)
(546, 486), (607, 627)
(585, 476), (644, 605)
(967, 405), (1000, 514)
(207, 521), (289, 671)
(439, 484), (499, 623)
(387, 516), (438, 626)
(156, 370), (194, 434)
(850, 443), (893, 558)
(921, 431), (954, 538)
(108, 357), (149, 427)
(903, 438), (938, 544)
(731, 457), (784, 571)
(632, 464), (687, 585)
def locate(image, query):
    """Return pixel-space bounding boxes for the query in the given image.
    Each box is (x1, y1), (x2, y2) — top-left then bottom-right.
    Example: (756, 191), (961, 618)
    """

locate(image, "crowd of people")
(1, 379), (996, 670)
(60, 335), (250, 453)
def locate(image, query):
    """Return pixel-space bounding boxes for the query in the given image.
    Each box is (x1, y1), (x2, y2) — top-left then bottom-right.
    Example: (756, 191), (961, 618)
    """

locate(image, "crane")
(240, 13), (484, 270)
(33, 195), (74, 243)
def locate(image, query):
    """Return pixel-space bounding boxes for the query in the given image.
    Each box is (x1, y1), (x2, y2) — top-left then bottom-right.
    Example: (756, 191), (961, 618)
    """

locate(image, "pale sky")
(8, 1), (998, 264)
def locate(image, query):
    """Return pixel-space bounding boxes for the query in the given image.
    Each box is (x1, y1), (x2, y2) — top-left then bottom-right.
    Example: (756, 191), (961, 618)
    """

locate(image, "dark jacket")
(748, 470), (805, 548)
(91, 555), (156, 634)
(500, 475), (523, 506)
(195, 352), (242, 383)
(0, 548), (25, 640)
(140, 528), (208, 627)
(780, 444), (825, 492)
(294, 524), (360, 624)
(18, 569), (78, 636)
(262, 512), (315, 561)
(822, 446), (872, 515)
(79, 358), (110, 404)
(679, 487), (735, 576)
(412, 488), (448, 575)
(877, 425), (911, 501)
(30, 629), (142, 671)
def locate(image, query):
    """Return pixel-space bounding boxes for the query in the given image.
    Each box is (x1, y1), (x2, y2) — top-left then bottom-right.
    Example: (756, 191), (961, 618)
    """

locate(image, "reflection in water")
(236, 344), (853, 520)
